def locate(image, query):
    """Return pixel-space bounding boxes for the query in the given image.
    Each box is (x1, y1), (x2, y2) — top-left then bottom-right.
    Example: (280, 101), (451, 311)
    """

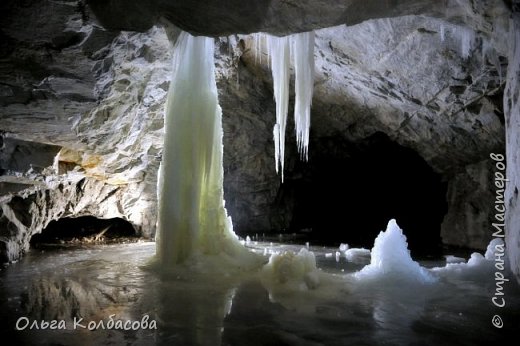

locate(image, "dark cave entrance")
(287, 132), (448, 257)
(30, 216), (137, 247)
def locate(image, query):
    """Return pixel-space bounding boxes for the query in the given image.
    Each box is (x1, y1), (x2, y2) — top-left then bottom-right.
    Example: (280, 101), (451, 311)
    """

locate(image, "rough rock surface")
(0, 0), (517, 285)
(504, 11), (520, 283)
(86, 0), (510, 38)
(0, 174), (139, 262)
(0, 1), (165, 261)
(440, 159), (496, 249)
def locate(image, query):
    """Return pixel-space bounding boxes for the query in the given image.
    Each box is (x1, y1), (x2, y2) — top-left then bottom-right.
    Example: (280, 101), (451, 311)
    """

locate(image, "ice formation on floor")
(345, 248), (371, 264)
(445, 255), (466, 264)
(432, 238), (507, 279)
(261, 248), (320, 290)
(155, 32), (261, 270)
(355, 219), (436, 283)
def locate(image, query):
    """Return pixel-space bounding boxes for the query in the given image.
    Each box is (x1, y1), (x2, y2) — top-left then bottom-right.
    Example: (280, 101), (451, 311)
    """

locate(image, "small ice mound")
(339, 243), (349, 252)
(344, 248), (371, 264)
(445, 255), (466, 264)
(485, 238), (505, 260)
(261, 248), (320, 290)
(355, 219), (436, 284)
(433, 238), (506, 281)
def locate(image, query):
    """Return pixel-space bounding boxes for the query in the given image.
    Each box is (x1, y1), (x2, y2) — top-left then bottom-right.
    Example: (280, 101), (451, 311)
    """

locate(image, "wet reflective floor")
(1, 242), (519, 345)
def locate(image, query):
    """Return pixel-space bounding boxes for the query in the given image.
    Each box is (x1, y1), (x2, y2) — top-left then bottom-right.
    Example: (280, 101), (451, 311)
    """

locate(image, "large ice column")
(156, 32), (258, 268)
(267, 36), (291, 182)
(292, 32), (315, 161)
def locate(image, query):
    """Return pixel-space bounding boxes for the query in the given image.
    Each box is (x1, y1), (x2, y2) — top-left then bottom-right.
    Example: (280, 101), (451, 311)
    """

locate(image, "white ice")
(155, 32), (261, 271)
(262, 248), (321, 291)
(267, 35), (290, 182)
(344, 248), (371, 264)
(432, 238), (507, 280)
(440, 24), (446, 42)
(291, 31), (315, 160)
(263, 31), (315, 180)
(339, 243), (349, 252)
(355, 219), (436, 284)
(459, 26), (475, 59)
(445, 255), (466, 264)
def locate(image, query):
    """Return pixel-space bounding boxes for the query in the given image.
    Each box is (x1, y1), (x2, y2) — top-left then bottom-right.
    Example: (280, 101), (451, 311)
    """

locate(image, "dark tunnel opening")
(286, 132), (448, 257)
(30, 216), (137, 248)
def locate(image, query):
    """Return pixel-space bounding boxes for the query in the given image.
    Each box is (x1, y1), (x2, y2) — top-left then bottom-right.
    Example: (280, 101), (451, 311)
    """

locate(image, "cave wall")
(440, 159), (496, 249)
(505, 10), (520, 283)
(0, 177), (135, 262)
(0, 0), (516, 271)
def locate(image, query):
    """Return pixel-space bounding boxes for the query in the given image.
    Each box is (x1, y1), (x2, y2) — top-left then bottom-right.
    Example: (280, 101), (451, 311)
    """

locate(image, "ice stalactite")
(267, 35), (291, 182)
(156, 32), (261, 269)
(459, 26), (475, 59)
(264, 32), (315, 181)
(292, 31), (315, 161)
(252, 32), (266, 65)
(439, 24), (446, 42)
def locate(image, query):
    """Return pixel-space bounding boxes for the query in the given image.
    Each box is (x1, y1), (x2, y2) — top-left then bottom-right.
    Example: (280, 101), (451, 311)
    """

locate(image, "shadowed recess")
(30, 216), (137, 246)
(287, 132), (448, 256)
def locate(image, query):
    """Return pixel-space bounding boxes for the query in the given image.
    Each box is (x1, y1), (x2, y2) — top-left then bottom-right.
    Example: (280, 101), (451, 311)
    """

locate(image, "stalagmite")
(355, 219), (436, 283)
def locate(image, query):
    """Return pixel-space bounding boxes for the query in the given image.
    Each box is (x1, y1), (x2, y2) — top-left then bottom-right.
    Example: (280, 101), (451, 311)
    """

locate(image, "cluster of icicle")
(253, 32), (315, 182)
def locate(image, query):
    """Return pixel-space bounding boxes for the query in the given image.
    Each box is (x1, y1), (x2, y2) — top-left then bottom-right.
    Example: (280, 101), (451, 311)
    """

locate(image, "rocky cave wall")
(505, 9), (520, 283)
(0, 0), (518, 281)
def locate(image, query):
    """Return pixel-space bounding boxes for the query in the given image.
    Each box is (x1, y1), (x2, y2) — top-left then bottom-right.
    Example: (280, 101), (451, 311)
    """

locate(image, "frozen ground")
(1, 225), (518, 345)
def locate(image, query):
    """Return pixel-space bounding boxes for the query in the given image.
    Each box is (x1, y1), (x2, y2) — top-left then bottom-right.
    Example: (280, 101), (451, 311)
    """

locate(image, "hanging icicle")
(291, 31), (315, 161)
(263, 31), (315, 181)
(267, 35), (291, 182)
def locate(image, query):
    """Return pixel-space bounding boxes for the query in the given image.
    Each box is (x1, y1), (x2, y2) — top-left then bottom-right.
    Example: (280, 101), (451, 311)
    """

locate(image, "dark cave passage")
(287, 132), (448, 256)
(30, 216), (137, 247)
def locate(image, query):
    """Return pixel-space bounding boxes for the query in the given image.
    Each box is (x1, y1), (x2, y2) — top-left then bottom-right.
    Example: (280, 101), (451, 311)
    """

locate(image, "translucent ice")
(291, 31), (314, 160)
(440, 24), (446, 42)
(262, 248), (320, 290)
(155, 32), (261, 270)
(485, 238), (505, 260)
(344, 248), (371, 264)
(431, 239), (506, 280)
(459, 26), (475, 59)
(445, 255), (466, 264)
(355, 219), (436, 283)
(265, 32), (315, 180)
(267, 35), (290, 181)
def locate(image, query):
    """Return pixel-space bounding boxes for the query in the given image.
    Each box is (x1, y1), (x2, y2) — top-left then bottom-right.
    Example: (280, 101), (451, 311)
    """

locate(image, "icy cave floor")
(1, 237), (519, 346)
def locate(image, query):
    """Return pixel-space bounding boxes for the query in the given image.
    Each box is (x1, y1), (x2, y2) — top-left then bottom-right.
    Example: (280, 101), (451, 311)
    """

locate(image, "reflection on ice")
(1, 224), (519, 345)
